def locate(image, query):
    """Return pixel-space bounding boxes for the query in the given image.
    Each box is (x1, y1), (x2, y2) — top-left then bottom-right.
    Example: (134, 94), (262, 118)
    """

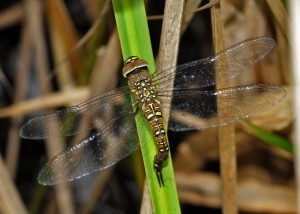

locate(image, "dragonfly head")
(123, 56), (149, 78)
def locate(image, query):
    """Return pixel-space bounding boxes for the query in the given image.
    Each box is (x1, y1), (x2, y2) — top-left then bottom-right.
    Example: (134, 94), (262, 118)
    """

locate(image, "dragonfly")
(19, 37), (286, 186)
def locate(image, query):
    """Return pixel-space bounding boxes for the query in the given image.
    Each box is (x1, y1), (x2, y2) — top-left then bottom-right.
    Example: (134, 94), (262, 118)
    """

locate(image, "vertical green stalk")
(112, 0), (180, 213)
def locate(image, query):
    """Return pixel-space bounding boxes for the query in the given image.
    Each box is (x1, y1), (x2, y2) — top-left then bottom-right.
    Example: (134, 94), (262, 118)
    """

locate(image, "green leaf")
(243, 120), (293, 153)
(112, 0), (180, 213)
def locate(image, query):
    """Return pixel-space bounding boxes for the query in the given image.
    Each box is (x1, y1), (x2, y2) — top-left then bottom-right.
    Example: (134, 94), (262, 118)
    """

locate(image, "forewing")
(19, 87), (130, 139)
(155, 37), (274, 91)
(37, 106), (139, 185)
(158, 84), (286, 131)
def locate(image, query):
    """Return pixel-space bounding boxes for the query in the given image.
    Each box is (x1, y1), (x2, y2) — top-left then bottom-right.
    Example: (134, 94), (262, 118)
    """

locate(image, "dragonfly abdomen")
(142, 100), (169, 180)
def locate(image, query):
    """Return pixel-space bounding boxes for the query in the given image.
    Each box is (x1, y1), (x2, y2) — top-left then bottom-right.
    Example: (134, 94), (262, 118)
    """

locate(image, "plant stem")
(112, 0), (180, 213)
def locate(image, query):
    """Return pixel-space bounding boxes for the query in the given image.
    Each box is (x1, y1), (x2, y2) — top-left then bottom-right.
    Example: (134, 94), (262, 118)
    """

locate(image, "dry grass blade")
(25, 0), (75, 213)
(88, 29), (121, 97)
(47, 4), (75, 91)
(0, 4), (23, 29)
(69, 1), (110, 57)
(265, 0), (292, 85)
(157, 0), (184, 123)
(0, 155), (28, 214)
(185, 0), (219, 15)
(211, 1), (237, 214)
(46, 0), (82, 76)
(0, 7), (24, 178)
(252, 0), (292, 86)
(140, 181), (153, 214)
(266, 0), (289, 40)
(274, 26), (291, 85)
(0, 67), (13, 97)
(48, 1), (111, 81)
(0, 86), (89, 118)
(5, 22), (31, 178)
(80, 29), (122, 213)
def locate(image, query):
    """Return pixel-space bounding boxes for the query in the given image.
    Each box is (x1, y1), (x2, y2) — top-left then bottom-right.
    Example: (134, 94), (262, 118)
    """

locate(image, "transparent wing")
(20, 37), (274, 139)
(21, 37), (281, 185)
(37, 104), (141, 185)
(155, 37), (274, 91)
(158, 84), (286, 131)
(19, 86), (131, 139)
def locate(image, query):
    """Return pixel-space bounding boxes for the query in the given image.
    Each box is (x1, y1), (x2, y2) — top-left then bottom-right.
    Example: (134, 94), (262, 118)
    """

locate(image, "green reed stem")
(243, 120), (293, 153)
(112, 0), (180, 213)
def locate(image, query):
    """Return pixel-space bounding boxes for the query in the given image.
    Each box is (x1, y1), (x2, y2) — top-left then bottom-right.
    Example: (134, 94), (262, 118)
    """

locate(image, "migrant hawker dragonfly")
(20, 37), (286, 186)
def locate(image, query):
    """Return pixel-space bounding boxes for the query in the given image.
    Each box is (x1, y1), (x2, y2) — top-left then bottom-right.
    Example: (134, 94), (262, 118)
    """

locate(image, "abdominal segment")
(142, 100), (169, 164)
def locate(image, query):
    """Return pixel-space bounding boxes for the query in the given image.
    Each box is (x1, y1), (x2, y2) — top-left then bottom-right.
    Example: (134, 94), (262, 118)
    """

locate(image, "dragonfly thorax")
(122, 56), (157, 102)
(129, 71), (157, 103)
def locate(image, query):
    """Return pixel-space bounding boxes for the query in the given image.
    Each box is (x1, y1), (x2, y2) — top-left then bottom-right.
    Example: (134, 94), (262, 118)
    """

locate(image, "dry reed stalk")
(140, 181), (152, 214)
(47, 5), (75, 91)
(46, 0), (82, 76)
(274, 24), (291, 84)
(0, 155), (28, 214)
(24, 0), (75, 213)
(80, 29), (122, 213)
(5, 18), (31, 178)
(0, 86), (89, 117)
(185, 0), (220, 15)
(50, 0), (110, 78)
(266, 0), (292, 85)
(266, 0), (289, 40)
(156, 0), (184, 125)
(0, 4), (23, 29)
(211, 1), (237, 214)
(0, 67), (12, 96)
(88, 29), (121, 97)
(244, 1), (268, 81)
(84, 0), (99, 21)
